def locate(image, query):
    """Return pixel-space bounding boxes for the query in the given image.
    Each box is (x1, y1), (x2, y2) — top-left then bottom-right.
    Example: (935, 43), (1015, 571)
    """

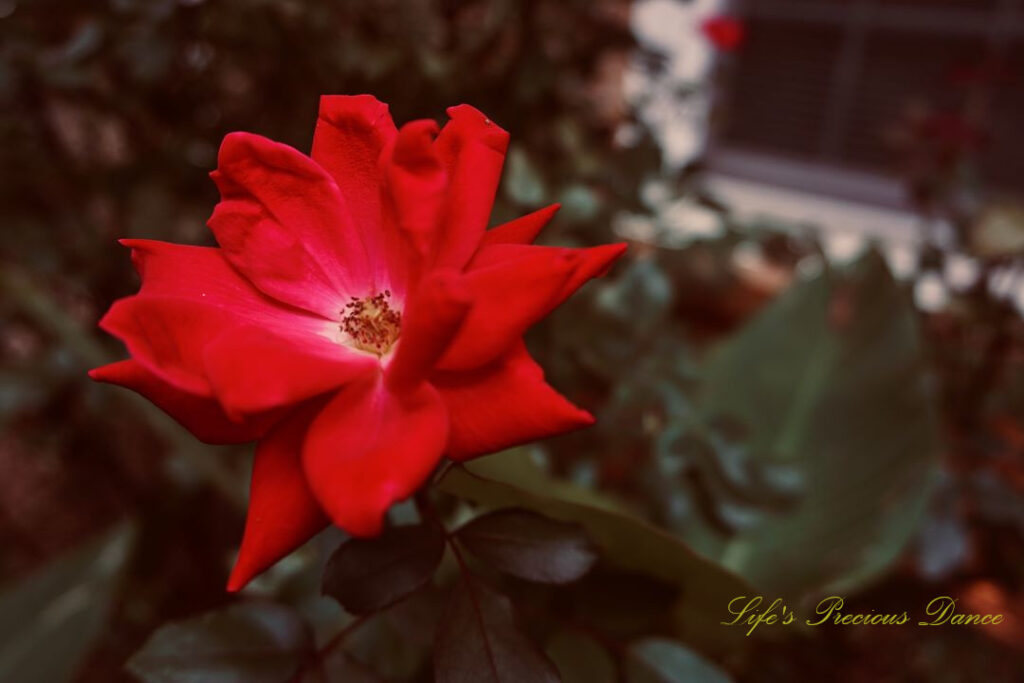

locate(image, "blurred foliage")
(0, 523), (134, 682)
(1, 0), (1022, 681)
(698, 251), (938, 596)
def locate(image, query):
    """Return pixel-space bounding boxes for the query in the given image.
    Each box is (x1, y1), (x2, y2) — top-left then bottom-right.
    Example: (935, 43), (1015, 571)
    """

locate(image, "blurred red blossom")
(90, 95), (625, 590)
(701, 15), (746, 52)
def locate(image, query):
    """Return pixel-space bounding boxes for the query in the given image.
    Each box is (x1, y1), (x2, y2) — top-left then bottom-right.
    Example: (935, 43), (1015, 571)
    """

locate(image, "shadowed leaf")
(126, 602), (313, 683)
(434, 579), (559, 683)
(322, 523), (445, 615)
(455, 508), (597, 583)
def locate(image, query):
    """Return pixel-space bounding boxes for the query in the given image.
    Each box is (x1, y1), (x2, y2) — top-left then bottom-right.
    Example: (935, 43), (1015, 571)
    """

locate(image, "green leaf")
(433, 579), (559, 683)
(0, 522), (134, 683)
(626, 639), (732, 683)
(126, 602), (313, 683)
(700, 251), (940, 597)
(455, 508), (597, 584)
(437, 451), (753, 651)
(321, 523), (445, 615)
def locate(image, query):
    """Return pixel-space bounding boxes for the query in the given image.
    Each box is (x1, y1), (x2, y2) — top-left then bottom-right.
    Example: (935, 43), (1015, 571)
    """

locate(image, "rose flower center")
(340, 291), (401, 356)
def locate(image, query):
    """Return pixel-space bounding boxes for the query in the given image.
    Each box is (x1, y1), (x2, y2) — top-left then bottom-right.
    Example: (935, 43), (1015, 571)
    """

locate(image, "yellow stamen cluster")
(341, 291), (401, 356)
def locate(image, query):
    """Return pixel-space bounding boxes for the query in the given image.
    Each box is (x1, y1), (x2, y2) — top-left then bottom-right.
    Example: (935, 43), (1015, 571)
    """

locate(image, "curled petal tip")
(392, 121), (443, 170)
(442, 105), (509, 152)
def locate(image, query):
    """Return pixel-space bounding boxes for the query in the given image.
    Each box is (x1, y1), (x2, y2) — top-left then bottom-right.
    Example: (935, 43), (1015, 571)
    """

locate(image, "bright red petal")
(100, 296), (231, 396)
(386, 120), (447, 262)
(209, 132), (374, 316)
(302, 375), (448, 536)
(435, 245), (577, 371)
(480, 204), (560, 247)
(204, 325), (377, 419)
(432, 105), (510, 270)
(99, 295), (345, 400)
(227, 406), (329, 591)
(556, 242), (629, 300)
(120, 239), (326, 329)
(103, 240), (376, 415)
(438, 242), (627, 370)
(89, 360), (277, 445)
(434, 343), (594, 460)
(311, 95), (397, 254)
(385, 270), (471, 393)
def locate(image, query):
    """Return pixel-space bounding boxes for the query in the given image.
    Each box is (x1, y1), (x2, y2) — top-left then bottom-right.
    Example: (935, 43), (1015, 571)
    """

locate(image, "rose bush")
(90, 95), (625, 590)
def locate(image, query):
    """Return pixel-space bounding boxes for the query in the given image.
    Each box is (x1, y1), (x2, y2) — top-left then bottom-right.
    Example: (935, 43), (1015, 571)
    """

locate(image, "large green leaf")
(437, 451), (752, 651)
(699, 250), (940, 597)
(0, 522), (134, 683)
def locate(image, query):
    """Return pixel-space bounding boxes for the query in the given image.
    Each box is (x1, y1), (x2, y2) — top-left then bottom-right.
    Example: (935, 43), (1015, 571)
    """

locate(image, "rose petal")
(386, 120), (447, 262)
(436, 245), (577, 371)
(88, 359), (277, 445)
(311, 94), (397, 252)
(120, 239), (325, 328)
(385, 270), (471, 393)
(227, 405), (329, 591)
(432, 105), (510, 269)
(100, 292), (349, 401)
(204, 324), (377, 419)
(434, 343), (593, 460)
(303, 375), (448, 536)
(556, 242), (628, 300)
(438, 242), (627, 371)
(100, 296), (231, 396)
(209, 132), (374, 316)
(480, 204), (560, 248)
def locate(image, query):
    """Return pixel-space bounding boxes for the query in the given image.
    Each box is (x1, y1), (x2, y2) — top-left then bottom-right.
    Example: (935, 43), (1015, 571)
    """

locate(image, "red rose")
(91, 96), (625, 590)
(701, 16), (746, 52)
